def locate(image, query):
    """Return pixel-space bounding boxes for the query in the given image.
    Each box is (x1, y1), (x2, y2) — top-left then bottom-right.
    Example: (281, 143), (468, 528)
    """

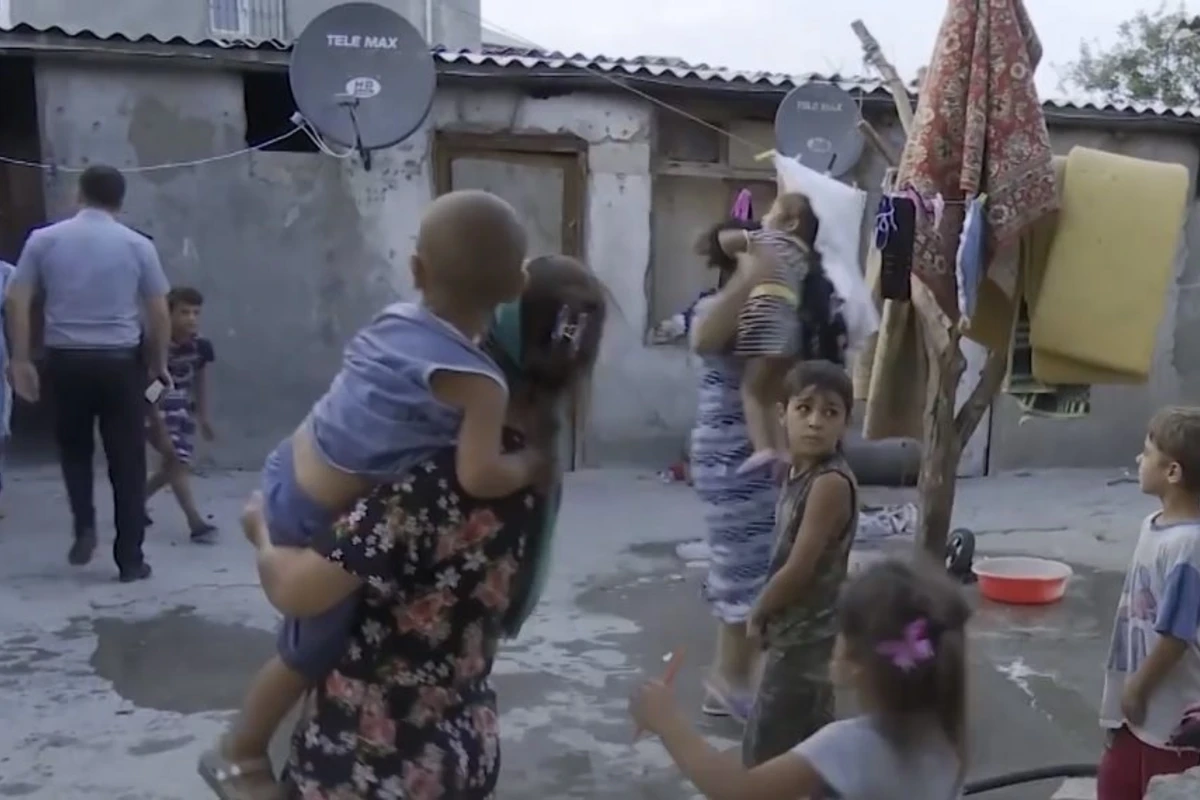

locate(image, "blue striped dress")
(689, 342), (778, 625)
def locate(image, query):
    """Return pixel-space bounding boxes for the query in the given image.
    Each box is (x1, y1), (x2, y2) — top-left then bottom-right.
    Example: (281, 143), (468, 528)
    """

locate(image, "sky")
(481, 0), (1184, 99)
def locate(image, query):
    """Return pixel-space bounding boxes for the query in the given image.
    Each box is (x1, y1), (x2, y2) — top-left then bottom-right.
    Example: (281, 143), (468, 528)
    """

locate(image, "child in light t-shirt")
(1098, 406), (1200, 800)
(630, 557), (967, 800)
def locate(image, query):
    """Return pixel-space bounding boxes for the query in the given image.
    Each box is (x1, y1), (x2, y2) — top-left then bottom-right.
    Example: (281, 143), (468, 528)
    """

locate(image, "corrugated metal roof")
(2, 23), (1198, 120)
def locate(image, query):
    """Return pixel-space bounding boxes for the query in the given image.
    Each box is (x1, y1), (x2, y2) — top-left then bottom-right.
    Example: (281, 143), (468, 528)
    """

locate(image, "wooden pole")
(850, 21), (1008, 558)
(856, 119), (899, 167)
(851, 20), (915, 135)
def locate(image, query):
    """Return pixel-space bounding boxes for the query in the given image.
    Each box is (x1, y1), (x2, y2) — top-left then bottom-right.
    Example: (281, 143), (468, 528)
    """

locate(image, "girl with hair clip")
(630, 556), (970, 800)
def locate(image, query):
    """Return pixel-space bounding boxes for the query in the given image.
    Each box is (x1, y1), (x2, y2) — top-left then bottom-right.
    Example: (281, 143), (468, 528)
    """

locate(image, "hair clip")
(875, 617), (935, 672)
(553, 306), (588, 356)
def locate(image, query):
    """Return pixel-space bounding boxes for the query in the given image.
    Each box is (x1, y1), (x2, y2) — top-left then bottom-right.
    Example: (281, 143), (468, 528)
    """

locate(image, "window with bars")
(209, 0), (287, 40)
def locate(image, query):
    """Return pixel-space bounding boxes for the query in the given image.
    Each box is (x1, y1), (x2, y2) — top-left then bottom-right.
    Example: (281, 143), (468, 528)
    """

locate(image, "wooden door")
(433, 133), (589, 468)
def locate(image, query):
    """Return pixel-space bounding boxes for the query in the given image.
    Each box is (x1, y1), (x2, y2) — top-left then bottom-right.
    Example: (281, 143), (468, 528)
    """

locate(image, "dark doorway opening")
(0, 55), (53, 462)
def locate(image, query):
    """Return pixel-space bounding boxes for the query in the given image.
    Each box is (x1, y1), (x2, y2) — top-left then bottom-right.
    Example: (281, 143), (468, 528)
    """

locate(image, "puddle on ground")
(90, 605), (274, 714)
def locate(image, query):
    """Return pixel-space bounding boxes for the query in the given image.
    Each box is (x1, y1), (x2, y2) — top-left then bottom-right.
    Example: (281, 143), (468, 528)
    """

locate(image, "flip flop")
(702, 678), (753, 723)
(190, 524), (219, 545)
(701, 695), (732, 717)
(197, 748), (281, 800)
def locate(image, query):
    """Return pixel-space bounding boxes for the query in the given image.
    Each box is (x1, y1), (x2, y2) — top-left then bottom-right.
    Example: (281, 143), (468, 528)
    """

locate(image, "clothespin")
(754, 149), (776, 162)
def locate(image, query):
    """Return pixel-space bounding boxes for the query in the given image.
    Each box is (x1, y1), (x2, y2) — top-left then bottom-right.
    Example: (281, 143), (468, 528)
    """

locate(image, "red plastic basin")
(972, 557), (1073, 606)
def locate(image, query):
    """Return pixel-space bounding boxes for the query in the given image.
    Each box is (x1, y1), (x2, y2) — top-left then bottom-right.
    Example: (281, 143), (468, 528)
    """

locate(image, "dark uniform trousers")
(45, 347), (147, 573)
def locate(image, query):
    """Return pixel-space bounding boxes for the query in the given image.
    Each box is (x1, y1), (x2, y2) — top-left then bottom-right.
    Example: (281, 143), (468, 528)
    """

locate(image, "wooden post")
(851, 21), (1009, 557)
(851, 20), (915, 135)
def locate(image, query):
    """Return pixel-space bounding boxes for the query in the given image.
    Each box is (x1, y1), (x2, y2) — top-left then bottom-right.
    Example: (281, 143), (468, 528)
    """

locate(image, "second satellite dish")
(774, 82), (864, 178)
(289, 1), (436, 159)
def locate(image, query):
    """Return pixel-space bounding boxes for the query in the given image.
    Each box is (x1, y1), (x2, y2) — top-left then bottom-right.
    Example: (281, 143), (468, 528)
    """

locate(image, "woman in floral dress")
(243, 255), (605, 799)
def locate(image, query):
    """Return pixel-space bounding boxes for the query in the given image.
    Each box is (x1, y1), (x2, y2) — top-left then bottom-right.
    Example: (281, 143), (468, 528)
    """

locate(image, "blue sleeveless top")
(263, 302), (504, 546)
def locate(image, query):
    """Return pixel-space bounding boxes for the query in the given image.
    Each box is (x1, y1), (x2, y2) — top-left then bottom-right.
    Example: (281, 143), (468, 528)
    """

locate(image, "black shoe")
(118, 563), (153, 583)
(68, 531), (97, 566)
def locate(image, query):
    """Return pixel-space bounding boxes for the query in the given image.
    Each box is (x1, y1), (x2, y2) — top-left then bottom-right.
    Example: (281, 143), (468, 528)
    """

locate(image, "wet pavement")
(0, 464), (1152, 798)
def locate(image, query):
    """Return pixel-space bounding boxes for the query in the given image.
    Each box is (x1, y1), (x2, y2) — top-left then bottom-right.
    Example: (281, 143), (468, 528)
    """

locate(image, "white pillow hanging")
(773, 153), (880, 350)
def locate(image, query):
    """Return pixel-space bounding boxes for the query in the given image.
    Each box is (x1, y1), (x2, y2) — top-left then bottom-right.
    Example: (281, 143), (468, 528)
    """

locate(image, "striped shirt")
(734, 228), (811, 358)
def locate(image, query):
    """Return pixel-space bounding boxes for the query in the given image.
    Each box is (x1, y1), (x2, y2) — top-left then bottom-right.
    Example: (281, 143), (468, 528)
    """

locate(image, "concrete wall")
(31, 58), (658, 468)
(8, 0), (481, 49)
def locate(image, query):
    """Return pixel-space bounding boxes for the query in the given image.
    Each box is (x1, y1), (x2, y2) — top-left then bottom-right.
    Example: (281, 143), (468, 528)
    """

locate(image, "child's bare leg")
(146, 463), (171, 499)
(198, 656), (303, 797)
(704, 622), (758, 720)
(739, 358), (786, 470)
(166, 462), (209, 532)
(716, 621), (758, 689)
(227, 655), (309, 760)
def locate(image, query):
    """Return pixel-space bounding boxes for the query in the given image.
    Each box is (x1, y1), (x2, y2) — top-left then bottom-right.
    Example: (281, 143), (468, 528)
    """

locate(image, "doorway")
(432, 132), (589, 467)
(0, 55), (51, 461)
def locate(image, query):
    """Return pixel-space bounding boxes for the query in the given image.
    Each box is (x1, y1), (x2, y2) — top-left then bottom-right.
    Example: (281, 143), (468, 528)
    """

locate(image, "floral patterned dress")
(282, 435), (543, 800)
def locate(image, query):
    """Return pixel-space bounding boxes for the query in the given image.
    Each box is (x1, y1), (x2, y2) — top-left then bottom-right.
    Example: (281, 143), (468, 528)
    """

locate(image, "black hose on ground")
(963, 763), (1098, 795)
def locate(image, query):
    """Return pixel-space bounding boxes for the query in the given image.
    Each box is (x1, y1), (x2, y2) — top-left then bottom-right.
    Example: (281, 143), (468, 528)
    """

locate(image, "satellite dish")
(289, 2), (436, 169)
(774, 82), (865, 178)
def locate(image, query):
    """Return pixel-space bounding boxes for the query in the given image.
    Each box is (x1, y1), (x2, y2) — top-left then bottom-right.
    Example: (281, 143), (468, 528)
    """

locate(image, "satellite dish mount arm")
(338, 97), (372, 171)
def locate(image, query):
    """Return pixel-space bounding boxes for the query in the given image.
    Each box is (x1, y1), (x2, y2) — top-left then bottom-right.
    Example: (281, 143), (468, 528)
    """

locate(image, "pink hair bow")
(876, 618), (935, 672)
(730, 189), (753, 221)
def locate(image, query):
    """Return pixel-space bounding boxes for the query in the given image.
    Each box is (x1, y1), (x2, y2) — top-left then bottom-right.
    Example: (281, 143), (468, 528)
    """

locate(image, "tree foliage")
(1059, 3), (1200, 106)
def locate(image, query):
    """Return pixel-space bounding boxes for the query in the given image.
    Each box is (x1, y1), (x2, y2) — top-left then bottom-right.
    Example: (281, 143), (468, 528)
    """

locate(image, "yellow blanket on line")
(966, 146), (1188, 384)
(857, 146), (1188, 440)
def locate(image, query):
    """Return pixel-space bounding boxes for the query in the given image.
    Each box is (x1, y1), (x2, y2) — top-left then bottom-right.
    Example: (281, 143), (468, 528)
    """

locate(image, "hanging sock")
(876, 195), (915, 301)
(730, 188), (753, 221)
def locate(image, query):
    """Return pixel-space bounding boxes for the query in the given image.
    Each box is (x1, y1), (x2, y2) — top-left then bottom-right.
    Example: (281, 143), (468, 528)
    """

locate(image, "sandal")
(702, 678), (753, 723)
(701, 694), (731, 717)
(197, 747), (281, 800)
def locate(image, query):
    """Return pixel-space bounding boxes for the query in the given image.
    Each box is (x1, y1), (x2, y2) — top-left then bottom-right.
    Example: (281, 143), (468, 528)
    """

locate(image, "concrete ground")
(0, 464), (1151, 799)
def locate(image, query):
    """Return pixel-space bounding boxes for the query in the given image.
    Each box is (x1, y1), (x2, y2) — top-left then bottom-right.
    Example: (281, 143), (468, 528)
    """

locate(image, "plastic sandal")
(702, 678), (753, 723)
(197, 748), (281, 800)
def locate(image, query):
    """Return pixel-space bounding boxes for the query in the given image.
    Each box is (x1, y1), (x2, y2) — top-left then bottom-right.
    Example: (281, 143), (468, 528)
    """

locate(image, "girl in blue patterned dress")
(689, 220), (781, 719)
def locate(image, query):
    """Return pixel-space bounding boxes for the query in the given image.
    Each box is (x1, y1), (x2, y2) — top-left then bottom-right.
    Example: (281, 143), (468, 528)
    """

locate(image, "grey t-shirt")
(793, 716), (962, 800)
(12, 209), (169, 349)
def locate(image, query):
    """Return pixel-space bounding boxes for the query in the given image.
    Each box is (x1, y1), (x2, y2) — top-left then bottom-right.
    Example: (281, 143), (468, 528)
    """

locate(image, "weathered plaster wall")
(32, 59), (664, 467)
(427, 89), (677, 465)
(34, 60), (402, 466)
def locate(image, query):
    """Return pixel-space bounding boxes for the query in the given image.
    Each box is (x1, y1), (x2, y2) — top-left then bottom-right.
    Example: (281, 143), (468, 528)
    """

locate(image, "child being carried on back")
(199, 190), (544, 798)
(717, 193), (822, 474)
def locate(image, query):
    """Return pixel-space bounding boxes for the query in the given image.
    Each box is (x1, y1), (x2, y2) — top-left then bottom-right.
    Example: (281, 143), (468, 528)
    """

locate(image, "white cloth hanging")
(773, 154), (880, 350)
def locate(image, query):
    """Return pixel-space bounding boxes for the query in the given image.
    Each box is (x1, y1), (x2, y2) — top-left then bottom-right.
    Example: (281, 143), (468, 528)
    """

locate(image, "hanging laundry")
(1004, 288), (1091, 420)
(955, 194), (988, 322)
(1031, 146), (1186, 384)
(730, 188), (754, 221)
(875, 194), (915, 302)
(774, 153), (879, 350)
(964, 147), (1189, 422)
